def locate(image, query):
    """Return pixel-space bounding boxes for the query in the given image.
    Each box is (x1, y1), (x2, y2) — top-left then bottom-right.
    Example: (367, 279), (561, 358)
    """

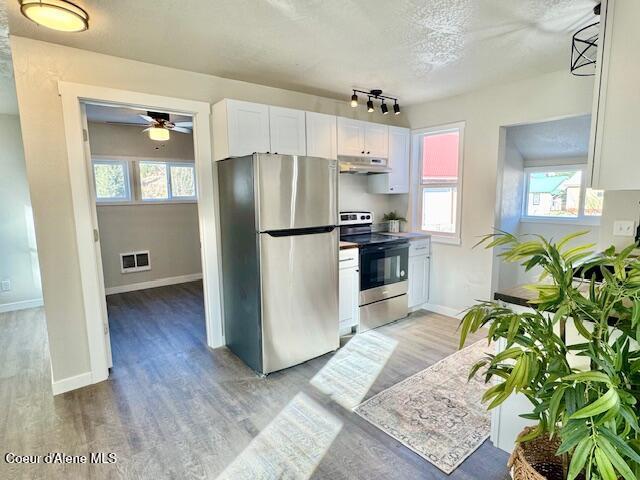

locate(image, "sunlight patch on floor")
(216, 392), (342, 480)
(310, 331), (398, 410)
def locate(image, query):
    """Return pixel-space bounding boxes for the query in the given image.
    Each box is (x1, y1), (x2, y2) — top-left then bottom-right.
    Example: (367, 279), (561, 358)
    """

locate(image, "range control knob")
(360, 215), (366, 220)
(365, 215), (371, 219)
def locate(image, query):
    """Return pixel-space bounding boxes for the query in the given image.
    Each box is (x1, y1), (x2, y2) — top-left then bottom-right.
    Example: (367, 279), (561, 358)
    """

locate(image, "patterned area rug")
(354, 340), (492, 474)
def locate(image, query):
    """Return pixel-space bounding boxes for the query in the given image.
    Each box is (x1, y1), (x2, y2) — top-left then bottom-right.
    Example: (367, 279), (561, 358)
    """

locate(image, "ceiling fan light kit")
(148, 127), (170, 142)
(19, 0), (89, 32)
(350, 89), (400, 115)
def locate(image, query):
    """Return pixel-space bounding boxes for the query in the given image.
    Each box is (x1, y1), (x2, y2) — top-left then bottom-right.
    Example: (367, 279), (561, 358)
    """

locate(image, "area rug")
(354, 340), (492, 474)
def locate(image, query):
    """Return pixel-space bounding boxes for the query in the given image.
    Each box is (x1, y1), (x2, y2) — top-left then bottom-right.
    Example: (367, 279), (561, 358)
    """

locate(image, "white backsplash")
(338, 174), (408, 226)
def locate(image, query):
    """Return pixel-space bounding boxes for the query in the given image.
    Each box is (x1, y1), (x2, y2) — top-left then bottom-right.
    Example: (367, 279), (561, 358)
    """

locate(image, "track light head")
(350, 92), (358, 108)
(367, 98), (374, 113)
(381, 102), (389, 115)
(393, 102), (401, 115)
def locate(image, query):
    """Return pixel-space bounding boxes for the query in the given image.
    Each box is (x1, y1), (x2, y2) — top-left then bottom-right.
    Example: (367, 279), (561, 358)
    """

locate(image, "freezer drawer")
(259, 228), (339, 373)
(256, 154), (338, 232)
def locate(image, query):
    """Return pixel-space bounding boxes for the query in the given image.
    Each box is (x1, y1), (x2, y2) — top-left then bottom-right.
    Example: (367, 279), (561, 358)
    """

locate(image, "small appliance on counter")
(218, 154), (339, 375)
(339, 211), (409, 332)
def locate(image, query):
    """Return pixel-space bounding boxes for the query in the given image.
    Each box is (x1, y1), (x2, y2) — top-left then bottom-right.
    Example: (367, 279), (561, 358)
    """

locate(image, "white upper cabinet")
(212, 99), (270, 160)
(337, 117), (366, 156)
(269, 106), (306, 156)
(305, 112), (337, 159)
(364, 123), (389, 158)
(368, 126), (410, 194)
(588, 0), (640, 190)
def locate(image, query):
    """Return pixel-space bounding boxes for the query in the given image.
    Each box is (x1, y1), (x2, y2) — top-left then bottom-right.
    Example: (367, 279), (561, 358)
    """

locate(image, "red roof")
(423, 132), (459, 179)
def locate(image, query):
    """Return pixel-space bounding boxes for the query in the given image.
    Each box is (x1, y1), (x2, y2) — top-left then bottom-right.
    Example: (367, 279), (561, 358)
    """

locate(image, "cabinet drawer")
(339, 248), (359, 269)
(409, 239), (430, 257)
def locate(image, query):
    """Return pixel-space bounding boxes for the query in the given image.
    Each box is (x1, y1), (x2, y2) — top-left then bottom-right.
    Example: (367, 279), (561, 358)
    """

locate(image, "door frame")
(59, 81), (224, 387)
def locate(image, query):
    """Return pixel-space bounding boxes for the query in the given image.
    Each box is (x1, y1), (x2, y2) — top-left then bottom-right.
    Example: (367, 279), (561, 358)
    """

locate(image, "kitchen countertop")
(339, 241), (358, 250)
(380, 232), (431, 240)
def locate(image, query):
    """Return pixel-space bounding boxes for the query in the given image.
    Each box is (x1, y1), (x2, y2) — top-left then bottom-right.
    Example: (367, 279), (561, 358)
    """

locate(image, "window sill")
(520, 216), (601, 227)
(96, 200), (198, 206)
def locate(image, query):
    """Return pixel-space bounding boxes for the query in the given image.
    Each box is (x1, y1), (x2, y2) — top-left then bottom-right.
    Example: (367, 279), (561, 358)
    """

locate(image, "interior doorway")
(82, 102), (207, 368)
(59, 82), (223, 389)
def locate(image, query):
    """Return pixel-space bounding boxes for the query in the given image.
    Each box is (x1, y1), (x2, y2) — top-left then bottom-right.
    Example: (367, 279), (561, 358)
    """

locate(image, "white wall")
(87, 122), (201, 290)
(9, 35), (408, 385)
(339, 174), (408, 226)
(405, 70), (595, 313)
(598, 190), (640, 251)
(0, 113), (42, 311)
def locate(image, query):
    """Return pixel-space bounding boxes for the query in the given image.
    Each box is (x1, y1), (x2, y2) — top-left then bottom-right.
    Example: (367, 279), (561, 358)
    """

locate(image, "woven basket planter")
(508, 427), (574, 480)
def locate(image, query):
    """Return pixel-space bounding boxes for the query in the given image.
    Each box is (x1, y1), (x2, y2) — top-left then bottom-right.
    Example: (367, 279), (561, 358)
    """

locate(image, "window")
(413, 123), (464, 243)
(523, 165), (603, 223)
(92, 159), (131, 203)
(91, 157), (196, 204)
(139, 161), (197, 202)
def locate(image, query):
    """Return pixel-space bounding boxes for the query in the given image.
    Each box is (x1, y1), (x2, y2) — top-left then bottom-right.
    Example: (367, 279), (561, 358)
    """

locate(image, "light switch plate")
(613, 220), (635, 237)
(1, 279), (10, 292)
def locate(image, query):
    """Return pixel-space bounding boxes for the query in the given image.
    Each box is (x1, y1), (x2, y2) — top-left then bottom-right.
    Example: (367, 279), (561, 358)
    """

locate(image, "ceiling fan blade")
(106, 121), (150, 127)
(139, 114), (155, 123)
(173, 121), (193, 128)
(171, 127), (192, 134)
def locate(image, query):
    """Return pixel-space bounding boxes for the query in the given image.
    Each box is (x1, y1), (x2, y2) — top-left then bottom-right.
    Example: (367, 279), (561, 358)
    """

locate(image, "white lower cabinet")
(408, 239), (430, 310)
(339, 248), (359, 335)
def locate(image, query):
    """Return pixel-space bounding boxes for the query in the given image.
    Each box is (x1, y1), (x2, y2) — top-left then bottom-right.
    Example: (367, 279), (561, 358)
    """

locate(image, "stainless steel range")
(339, 211), (409, 332)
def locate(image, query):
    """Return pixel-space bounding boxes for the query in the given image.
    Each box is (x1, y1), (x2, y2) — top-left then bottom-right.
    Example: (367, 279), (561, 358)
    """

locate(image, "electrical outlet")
(1, 279), (11, 292)
(613, 220), (636, 237)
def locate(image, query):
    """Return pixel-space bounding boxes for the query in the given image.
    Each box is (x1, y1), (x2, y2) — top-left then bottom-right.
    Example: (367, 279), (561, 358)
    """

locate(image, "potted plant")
(458, 231), (640, 480)
(383, 211), (407, 233)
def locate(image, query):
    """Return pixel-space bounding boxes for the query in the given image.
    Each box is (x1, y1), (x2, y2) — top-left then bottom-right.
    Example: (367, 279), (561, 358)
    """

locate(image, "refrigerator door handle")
(264, 225), (336, 237)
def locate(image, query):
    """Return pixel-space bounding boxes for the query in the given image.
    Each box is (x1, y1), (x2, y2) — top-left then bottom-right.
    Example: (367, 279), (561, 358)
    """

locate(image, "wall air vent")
(120, 251), (151, 273)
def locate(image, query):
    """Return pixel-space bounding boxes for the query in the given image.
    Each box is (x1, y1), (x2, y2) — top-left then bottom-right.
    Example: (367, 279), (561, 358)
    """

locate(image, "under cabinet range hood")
(338, 155), (391, 174)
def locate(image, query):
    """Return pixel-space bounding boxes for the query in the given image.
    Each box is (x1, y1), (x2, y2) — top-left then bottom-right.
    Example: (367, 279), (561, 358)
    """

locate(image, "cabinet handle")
(367, 151), (370, 154)
(361, 150), (365, 154)
(339, 258), (356, 262)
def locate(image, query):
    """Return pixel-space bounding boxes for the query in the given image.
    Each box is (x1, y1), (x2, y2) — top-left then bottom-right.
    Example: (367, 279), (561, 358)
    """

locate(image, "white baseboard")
(423, 302), (466, 320)
(52, 371), (94, 395)
(105, 273), (203, 295)
(0, 298), (44, 314)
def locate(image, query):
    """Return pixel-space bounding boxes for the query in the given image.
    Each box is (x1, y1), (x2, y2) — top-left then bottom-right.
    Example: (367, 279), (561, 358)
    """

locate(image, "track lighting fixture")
(348, 89), (400, 115)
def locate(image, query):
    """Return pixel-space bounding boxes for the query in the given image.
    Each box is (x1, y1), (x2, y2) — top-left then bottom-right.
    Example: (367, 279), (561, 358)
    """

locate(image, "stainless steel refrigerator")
(217, 154), (339, 374)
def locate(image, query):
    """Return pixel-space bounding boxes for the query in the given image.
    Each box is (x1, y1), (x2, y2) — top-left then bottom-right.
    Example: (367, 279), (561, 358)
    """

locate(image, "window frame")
(92, 158), (132, 204)
(411, 121), (465, 245)
(521, 164), (602, 226)
(90, 156), (197, 205)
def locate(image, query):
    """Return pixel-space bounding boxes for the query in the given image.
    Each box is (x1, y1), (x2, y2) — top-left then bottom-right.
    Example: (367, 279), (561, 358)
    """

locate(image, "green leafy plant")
(459, 231), (640, 480)
(382, 211), (407, 222)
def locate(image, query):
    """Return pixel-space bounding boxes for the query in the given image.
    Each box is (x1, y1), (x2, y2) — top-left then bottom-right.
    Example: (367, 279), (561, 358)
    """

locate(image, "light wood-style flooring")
(0, 282), (509, 479)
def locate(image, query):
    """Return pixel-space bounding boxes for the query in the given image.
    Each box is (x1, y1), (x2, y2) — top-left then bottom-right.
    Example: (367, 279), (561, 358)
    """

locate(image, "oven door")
(359, 242), (409, 293)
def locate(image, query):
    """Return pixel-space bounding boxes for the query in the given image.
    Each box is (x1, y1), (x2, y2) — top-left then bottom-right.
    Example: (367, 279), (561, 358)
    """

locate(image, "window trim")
(521, 164), (602, 226)
(92, 158), (132, 204)
(90, 155), (197, 205)
(411, 121), (465, 245)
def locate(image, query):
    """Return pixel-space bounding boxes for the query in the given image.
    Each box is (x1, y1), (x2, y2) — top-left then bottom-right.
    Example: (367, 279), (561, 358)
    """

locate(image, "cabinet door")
(387, 126), (410, 193)
(306, 112), (337, 159)
(364, 123), (389, 158)
(269, 106), (306, 156)
(408, 254), (430, 309)
(589, 0), (640, 190)
(339, 266), (358, 333)
(337, 117), (365, 156)
(227, 100), (271, 157)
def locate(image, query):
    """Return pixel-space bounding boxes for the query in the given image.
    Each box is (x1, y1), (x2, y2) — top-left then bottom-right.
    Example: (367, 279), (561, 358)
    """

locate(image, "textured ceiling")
(7, 0), (598, 105)
(507, 114), (591, 160)
(0, 0), (18, 115)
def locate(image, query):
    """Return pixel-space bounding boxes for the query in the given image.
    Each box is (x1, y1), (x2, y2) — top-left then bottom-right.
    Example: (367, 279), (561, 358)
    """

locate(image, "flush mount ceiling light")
(19, 0), (89, 33)
(349, 89), (400, 115)
(570, 3), (600, 76)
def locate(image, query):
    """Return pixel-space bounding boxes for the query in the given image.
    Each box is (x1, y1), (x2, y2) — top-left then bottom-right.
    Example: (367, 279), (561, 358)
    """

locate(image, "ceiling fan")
(105, 111), (193, 141)
(139, 112), (192, 141)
